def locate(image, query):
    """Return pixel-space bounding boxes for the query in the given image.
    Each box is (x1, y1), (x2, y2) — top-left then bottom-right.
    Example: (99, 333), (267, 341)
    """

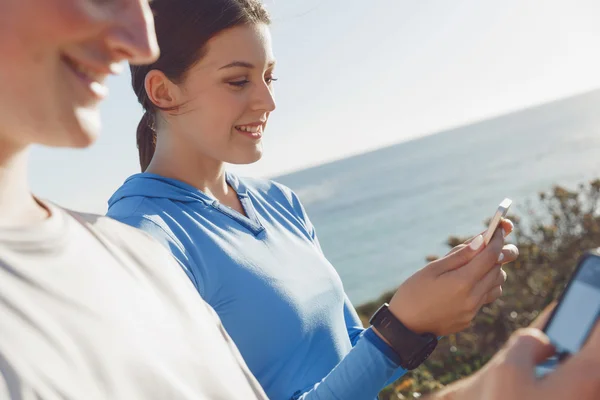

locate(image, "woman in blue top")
(108, 1), (518, 398)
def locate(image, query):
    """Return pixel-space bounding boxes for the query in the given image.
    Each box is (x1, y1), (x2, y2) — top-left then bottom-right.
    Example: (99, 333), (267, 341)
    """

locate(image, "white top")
(0, 202), (267, 400)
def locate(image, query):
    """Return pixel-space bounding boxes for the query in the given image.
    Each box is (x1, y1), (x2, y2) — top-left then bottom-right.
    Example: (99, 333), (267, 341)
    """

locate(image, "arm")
(292, 328), (402, 400)
(344, 294), (364, 347)
(420, 324), (600, 400)
(344, 294), (408, 387)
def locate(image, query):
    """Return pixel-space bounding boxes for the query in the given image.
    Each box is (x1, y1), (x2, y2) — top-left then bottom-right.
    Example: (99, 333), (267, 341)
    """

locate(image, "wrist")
(369, 304), (438, 370)
(372, 326), (392, 347)
(388, 303), (427, 334)
(363, 328), (403, 366)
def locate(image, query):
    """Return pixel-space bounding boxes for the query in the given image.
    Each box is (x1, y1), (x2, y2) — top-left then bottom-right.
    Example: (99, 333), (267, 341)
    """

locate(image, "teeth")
(69, 58), (102, 82)
(237, 125), (261, 133)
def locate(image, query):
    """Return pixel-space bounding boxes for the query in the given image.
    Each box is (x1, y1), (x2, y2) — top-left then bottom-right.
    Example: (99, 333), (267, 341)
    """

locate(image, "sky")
(30, 0), (600, 213)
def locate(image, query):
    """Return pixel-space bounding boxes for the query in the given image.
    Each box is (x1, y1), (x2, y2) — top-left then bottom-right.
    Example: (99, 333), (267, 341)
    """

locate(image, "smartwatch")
(369, 303), (438, 370)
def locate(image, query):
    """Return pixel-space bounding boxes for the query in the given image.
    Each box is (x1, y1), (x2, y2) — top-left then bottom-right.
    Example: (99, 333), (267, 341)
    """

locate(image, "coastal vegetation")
(355, 180), (600, 399)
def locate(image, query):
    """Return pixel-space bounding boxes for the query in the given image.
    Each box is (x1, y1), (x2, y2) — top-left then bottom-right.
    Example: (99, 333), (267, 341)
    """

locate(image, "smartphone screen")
(544, 255), (600, 356)
(536, 253), (600, 377)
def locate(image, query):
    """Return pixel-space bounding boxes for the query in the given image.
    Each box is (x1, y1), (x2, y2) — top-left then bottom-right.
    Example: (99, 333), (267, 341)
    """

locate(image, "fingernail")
(470, 235), (484, 251)
(502, 228), (507, 238)
(109, 62), (124, 75)
(497, 253), (505, 263)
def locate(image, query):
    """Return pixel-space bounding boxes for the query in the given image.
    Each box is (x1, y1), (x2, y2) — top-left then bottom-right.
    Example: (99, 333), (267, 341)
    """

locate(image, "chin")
(44, 127), (98, 150)
(228, 147), (263, 165)
(68, 131), (97, 148)
(57, 107), (101, 148)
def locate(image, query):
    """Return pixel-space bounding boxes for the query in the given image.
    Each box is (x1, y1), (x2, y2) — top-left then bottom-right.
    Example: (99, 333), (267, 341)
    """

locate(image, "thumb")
(436, 234), (485, 273)
(503, 328), (556, 367)
(528, 302), (557, 331)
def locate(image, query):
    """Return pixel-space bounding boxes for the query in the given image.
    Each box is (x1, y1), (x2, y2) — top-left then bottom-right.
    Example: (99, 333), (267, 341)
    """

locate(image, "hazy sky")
(30, 0), (600, 213)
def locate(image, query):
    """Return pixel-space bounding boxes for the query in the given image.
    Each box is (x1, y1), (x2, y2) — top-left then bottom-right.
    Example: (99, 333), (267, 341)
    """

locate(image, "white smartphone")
(483, 198), (512, 245)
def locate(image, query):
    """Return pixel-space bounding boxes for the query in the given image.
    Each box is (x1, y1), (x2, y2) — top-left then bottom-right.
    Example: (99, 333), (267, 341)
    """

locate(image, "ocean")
(275, 89), (600, 305)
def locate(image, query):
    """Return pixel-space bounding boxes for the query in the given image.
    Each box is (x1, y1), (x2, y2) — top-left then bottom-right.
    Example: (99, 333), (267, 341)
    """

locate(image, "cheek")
(49, 2), (107, 40)
(194, 90), (250, 129)
(0, 2), (106, 71)
(225, 91), (255, 124)
(0, 0), (104, 146)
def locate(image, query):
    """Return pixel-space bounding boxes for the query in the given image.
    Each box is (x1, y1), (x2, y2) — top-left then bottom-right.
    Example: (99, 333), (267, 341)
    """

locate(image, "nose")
(253, 82), (277, 113)
(105, 0), (160, 65)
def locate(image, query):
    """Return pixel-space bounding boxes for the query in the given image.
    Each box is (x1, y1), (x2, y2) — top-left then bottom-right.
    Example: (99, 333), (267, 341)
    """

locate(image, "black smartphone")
(536, 249), (600, 377)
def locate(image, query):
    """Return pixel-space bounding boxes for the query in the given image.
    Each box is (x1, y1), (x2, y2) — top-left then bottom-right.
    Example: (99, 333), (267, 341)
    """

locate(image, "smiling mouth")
(61, 54), (109, 100)
(235, 124), (264, 138)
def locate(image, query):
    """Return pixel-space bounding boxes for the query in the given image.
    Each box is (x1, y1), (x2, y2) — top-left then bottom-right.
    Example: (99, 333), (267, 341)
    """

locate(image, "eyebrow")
(218, 61), (276, 70)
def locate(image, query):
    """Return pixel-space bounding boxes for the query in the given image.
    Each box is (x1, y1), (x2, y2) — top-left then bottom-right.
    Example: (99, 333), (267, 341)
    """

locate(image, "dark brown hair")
(131, 0), (271, 171)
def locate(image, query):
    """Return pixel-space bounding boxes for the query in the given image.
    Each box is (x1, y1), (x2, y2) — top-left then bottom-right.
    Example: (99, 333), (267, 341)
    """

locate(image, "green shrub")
(356, 180), (600, 399)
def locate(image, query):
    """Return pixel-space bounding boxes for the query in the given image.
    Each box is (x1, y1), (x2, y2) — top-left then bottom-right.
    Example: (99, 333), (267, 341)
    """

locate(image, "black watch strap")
(369, 303), (438, 370)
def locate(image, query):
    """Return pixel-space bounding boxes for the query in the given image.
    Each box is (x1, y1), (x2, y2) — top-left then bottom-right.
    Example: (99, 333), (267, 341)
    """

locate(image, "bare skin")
(145, 22), (518, 337)
(0, 0), (158, 227)
(427, 304), (600, 400)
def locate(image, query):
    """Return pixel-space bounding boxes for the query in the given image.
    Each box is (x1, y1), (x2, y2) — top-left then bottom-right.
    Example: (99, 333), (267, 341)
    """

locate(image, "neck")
(146, 133), (231, 200)
(0, 139), (49, 227)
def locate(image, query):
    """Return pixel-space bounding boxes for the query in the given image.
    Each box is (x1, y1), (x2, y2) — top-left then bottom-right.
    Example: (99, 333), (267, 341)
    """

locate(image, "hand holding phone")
(536, 249), (600, 377)
(483, 198), (512, 245)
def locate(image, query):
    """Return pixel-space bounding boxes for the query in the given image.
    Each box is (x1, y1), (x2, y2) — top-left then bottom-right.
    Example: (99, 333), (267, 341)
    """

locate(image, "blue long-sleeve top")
(107, 172), (406, 399)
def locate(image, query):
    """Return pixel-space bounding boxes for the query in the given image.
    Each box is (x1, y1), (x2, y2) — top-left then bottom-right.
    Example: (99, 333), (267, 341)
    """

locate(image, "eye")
(265, 77), (279, 85)
(228, 79), (250, 88)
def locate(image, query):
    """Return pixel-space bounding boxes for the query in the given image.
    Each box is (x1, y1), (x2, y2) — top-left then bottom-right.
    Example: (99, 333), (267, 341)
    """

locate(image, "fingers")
(446, 243), (467, 256)
(540, 321), (600, 398)
(528, 302), (557, 330)
(498, 244), (519, 264)
(474, 246), (516, 304)
(503, 328), (555, 368)
(446, 219), (514, 257)
(481, 285), (503, 305)
(454, 228), (504, 282)
(500, 218), (514, 237)
(463, 230), (487, 246)
(446, 235), (484, 257)
(475, 245), (516, 302)
(484, 218), (513, 244)
(435, 234), (486, 273)
(475, 266), (507, 304)
(488, 329), (555, 391)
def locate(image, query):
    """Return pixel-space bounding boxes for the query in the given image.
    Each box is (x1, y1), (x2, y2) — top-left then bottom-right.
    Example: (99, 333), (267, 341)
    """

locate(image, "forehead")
(199, 23), (274, 70)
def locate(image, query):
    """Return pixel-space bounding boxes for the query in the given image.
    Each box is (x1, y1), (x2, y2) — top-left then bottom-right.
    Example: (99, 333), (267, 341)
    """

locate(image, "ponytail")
(136, 111), (157, 172)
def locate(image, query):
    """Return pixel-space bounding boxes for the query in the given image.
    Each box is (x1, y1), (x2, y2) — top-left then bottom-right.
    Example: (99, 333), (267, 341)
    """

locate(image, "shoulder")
(106, 198), (185, 252)
(66, 208), (195, 281)
(63, 209), (219, 325)
(68, 210), (165, 252)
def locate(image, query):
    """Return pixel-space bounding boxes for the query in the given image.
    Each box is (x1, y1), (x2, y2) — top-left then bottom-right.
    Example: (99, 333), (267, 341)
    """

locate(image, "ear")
(144, 70), (182, 111)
